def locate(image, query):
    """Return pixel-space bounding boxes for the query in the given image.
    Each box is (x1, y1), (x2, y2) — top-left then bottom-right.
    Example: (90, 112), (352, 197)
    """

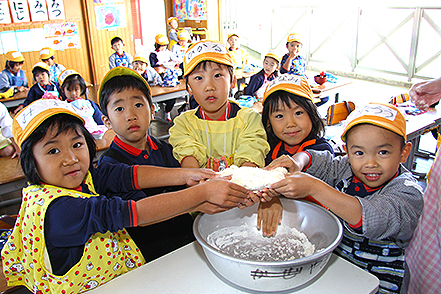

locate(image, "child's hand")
(257, 187), (279, 202)
(265, 155), (301, 173)
(203, 178), (249, 208)
(184, 168), (216, 186)
(270, 172), (315, 199)
(195, 202), (229, 215)
(257, 197), (283, 237)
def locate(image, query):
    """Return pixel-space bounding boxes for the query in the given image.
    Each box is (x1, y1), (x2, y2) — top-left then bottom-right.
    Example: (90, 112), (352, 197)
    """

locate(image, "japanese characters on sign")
(5, 0), (65, 23)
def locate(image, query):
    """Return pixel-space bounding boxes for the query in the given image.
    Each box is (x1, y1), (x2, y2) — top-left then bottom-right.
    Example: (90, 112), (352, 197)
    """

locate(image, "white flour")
(207, 224), (315, 262)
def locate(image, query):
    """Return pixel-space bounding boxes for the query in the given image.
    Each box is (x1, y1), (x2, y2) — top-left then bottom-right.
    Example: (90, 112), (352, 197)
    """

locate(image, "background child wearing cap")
(280, 33), (307, 78)
(226, 33), (249, 69)
(109, 36), (133, 69)
(244, 51), (280, 100)
(0, 51), (28, 94)
(98, 67), (203, 262)
(3, 98), (252, 293)
(14, 62), (60, 114)
(169, 40), (269, 172)
(39, 47), (66, 84)
(257, 74), (334, 236)
(167, 16), (179, 50)
(171, 29), (190, 75)
(0, 102), (19, 158)
(264, 102), (424, 293)
(132, 53), (162, 86)
(59, 69), (106, 136)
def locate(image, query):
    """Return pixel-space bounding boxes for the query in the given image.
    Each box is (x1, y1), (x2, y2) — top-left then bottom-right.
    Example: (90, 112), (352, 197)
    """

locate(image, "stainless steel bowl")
(193, 198), (343, 292)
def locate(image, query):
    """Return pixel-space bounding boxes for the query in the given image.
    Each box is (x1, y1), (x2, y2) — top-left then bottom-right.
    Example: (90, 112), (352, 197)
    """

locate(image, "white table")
(89, 242), (379, 294)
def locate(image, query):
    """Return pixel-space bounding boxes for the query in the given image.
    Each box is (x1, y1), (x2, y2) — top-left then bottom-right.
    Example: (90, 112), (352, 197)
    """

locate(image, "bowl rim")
(193, 199), (343, 266)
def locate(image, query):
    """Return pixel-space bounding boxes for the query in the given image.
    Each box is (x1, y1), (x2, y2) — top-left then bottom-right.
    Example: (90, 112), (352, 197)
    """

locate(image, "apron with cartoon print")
(1, 172), (145, 293)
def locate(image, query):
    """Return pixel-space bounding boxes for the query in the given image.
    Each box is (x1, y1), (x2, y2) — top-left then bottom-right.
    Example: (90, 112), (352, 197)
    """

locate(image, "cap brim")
(98, 67), (151, 100)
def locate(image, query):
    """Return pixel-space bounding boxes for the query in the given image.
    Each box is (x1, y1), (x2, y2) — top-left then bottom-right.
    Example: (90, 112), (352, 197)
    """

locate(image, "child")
(98, 67), (196, 262)
(169, 40), (270, 171)
(167, 16), (179, 50)
(14, 62), (60, 114)
(58, 69), (106, 136)
(0, 102), (19, 158)
(265, 102), (424, 294)
(226, 33), (248, 69)
(244, 51), (280, 100)
(0, 51), (28, 94)
(257, 74), (334, 236)
(280, 33), (307, 78)
(109, 36), (133, 69)
(171, 29), (190, 74)
(39, 47), (66, 84)
(132, 53), (162, 86)
(2, 98), (251, 293)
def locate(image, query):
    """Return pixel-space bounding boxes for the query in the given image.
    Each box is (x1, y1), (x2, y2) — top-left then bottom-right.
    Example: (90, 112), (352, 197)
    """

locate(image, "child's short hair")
(99, 67), (153, 117)
(20, 114), (95, 185)
(341, 102), (407, 143)
(183, 40), (234, 77)
(111, 36), (123, 46)
(58, 69), (87, 97)
(31, 62), (50, 79)
(262, 74), (324, 143)
(184, 60), (234, 85)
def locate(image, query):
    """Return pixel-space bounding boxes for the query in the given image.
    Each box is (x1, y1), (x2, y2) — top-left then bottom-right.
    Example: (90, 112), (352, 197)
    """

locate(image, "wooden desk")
(234, 69), (256, 91)
(0, 90), (28, 108)
(89, 242), (379, 294)
(150, 82), (188, 104)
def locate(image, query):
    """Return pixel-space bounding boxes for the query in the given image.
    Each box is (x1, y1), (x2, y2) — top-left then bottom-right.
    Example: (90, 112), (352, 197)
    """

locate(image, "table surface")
(89, 241), (379, 294)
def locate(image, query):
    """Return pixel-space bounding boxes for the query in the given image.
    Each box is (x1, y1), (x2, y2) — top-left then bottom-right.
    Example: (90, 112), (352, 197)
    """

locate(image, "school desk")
(88, 241), (379, 294)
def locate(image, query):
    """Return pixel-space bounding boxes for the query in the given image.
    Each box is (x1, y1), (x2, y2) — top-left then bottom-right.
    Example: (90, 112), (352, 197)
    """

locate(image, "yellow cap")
(341, 102), (406, 142)
(133, 53), (149, 64)
(287, 33), (302, 44)
(13, 99), (84, 147)
(5, 51), (24, 62)
(177, 30), (190, 41)
(265, 51), (280, 63)
(58, 69), (80, 86)
(262, 74), (313, 105)
(184, 40), (234, 76)
(155, 34), (169, 46)
(167, 16), (178, 24)
(228, 33), (239, 39)
(39, 47), (54, 60)
(32, 62), (50, 72)
(98, 67), (151, 103)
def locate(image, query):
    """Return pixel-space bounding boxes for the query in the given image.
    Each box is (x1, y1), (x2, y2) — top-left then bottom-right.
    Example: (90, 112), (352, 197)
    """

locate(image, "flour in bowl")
(217, 165), (287, 191)
(207, 224), (315, 262)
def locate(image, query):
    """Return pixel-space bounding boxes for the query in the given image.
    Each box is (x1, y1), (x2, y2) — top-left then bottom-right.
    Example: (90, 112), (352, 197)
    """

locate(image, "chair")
(326, 101), (355, 126)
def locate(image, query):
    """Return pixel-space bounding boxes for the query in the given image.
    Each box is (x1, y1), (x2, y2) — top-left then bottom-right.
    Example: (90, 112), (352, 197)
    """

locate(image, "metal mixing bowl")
(193, 198), (343, 292)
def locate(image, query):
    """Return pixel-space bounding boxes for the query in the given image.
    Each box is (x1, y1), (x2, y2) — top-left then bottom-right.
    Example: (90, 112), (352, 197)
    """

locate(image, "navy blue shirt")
(244, 69), (277, 97)
(22, 81), (60, 107)
(98, 135), (195, 263)
(45, 161), (145, 275)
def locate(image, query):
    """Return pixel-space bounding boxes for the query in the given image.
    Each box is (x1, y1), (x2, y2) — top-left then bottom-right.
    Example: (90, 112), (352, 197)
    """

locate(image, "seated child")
(171, 29), (190, 74)
(2, 99), (253, 293)
(265, 102), (424, 294)
(109, 36), (133, 69)
(169, 40), (270, 171)
(244, 51), (280, 100)
(132, 53), (162, 86)
(0, 51), (28, 94)
(257, 74), (334, 236)
(0, 102), (19, 158)
(39, 47), (66, 84)
(280, 33), (307, 78)
(14, 62), (60, 114)
(227, 33), (249, 69)
(98, 67), (195, 262)
(58, 69), (107, 137)
(167, 16), (179, 50)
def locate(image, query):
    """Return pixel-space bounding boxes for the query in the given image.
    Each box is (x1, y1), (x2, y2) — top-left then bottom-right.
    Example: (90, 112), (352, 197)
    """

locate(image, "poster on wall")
(8, 0), (31, 23)
(0, 0), (11, 24)
(174, 0), (206, 21)
(94, 4), (126, 30)
(29, 0), (49, 22)
(47, 0), (65, 20)
(44, 22), (80, 50)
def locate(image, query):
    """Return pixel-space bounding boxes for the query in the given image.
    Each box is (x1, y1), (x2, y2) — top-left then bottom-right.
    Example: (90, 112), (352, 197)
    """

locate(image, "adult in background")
(405, 76), (441, 294)
(0, 51), (28, 94)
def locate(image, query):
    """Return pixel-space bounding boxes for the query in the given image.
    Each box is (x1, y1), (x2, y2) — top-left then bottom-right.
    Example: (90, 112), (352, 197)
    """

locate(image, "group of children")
(0, 31), (425, 294)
